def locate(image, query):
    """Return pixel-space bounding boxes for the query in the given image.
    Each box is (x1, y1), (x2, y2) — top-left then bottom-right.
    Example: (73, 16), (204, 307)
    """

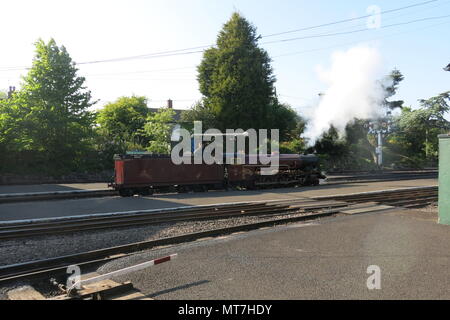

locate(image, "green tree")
(382, 68), (405, 110)
(1, 39), (96, 174)
(0, 93), (28, 171)
(142, 108), (176, 154)
(344, 119), (379, 168)
(390, 91), (450, 167)
(268, 102), (302, 142)
(180, 101), (219, 130)
(94, 96), (149, 166)
(197, 12), (276, 131)
(96, 95), (149, 145)
(311, 126), (350, 171)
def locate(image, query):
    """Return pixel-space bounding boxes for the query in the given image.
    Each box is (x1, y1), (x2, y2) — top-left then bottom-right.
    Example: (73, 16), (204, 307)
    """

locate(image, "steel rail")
(0, 187), (437, 240)
(0, 186), (439, 285)
(315, 186), (437, 201)
(332, 191), (437, 203)
(0, 200), (350, 240)
(0, 210), (338, 284)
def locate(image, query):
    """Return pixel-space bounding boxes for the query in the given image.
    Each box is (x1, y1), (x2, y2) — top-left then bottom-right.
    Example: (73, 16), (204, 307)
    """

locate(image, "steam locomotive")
(110, 153), (325, 197)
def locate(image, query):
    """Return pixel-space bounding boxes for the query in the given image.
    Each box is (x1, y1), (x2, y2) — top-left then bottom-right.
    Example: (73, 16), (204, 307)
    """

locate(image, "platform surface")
(0, 183), (108, 194)
(0, 178), (437, 221)
(102, 208), (449, 300)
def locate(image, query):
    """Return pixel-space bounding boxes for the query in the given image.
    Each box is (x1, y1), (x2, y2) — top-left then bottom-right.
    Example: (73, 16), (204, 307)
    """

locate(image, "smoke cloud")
(304, 45), (387, 144)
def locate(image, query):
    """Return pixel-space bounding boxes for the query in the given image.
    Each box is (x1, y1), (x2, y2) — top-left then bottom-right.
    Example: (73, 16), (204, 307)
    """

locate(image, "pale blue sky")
(0, 0), (449, 117)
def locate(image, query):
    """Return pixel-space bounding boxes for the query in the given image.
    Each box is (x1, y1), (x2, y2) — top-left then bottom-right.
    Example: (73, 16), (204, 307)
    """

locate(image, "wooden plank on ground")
(7, 286), (45, 300)
(49, 273), (152, 300)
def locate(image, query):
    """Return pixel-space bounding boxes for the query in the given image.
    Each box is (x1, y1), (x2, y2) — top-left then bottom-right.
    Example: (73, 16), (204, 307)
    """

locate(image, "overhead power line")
(0, 0), (442, 71)
(77, 13), (450, 77)
(262, 0), (439, 38)
(273, 19), (450, 58)
(73, 0), (446, 65)
(87, 66), (197, 77)
(76, 0), (443, 65)
(77, 49), (205, 66)
(262, 14), (450, 45)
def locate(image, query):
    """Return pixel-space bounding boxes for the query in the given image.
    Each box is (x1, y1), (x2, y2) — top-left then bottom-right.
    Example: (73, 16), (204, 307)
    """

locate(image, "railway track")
(0, 199), (348, 240)
(315, 186), (438, 208)
(0, 171), (437, 204)
(0, 209), (339, 284)
(325, 170), (437, 182)
(0, 186), (438, 241)
(0, 186), (437, 287)
(324, 172), (437, 185)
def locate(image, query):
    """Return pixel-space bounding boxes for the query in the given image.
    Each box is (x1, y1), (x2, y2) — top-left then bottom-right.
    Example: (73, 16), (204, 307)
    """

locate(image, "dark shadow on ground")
(0, 183), (108, 194)
(0, 183), (386, 222)
(146, 280), (211, 298)
(0, 179), (437, 221)
(150, 183), (368, 201)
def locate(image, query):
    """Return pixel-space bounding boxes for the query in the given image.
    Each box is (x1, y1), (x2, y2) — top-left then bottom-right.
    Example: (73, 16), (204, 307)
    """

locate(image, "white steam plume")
(304, 45), (386, 144)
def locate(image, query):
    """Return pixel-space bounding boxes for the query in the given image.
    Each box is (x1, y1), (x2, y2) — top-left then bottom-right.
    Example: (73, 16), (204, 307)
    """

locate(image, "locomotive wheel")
(119, 188), (134, 197)
(193, 185), (207, 192)
(246, 182), (256, 190)
(138, 187), (153, 196)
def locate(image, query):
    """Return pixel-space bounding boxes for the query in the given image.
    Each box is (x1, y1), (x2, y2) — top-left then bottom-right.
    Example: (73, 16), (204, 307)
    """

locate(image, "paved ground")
(0, 170), (437, 194)
(101, 208), (449, 300)
(0, 178), (437, 221)
(0, 183), (108, 194)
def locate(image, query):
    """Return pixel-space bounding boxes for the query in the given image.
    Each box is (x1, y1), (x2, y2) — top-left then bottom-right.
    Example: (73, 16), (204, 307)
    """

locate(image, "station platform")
(0, 183), (108, 194)
(0, 178), (438, 221)
(104, 207), (449, 299)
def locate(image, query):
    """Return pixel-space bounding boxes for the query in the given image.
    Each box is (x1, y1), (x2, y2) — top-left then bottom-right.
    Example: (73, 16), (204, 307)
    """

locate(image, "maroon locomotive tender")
(110, 153), (325, 197)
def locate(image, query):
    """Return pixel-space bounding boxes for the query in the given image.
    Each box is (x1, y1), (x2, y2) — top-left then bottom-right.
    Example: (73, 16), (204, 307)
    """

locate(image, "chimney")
(7, 86), (15, 99)
(167, 99), (173, 109)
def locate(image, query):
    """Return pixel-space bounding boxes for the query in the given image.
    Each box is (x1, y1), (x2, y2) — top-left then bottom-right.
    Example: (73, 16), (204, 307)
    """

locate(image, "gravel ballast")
(0, 211), (318, 267)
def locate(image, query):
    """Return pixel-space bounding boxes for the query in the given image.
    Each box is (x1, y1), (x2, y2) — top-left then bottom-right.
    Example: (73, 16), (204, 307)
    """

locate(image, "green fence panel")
(439, 134), (450, 225)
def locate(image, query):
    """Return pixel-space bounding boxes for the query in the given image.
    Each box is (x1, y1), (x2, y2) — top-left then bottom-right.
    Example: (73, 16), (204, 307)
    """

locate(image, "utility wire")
(263, 0), (439, 38)
(273, 19), (450, 58)
(74, 0), (446, 65)
(0, 0), (442, 71)
(84, 13), (450, 77)
(2, 17), (448, 82)
(262, 14), (450, 45)
(77, 0), (443, 64)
